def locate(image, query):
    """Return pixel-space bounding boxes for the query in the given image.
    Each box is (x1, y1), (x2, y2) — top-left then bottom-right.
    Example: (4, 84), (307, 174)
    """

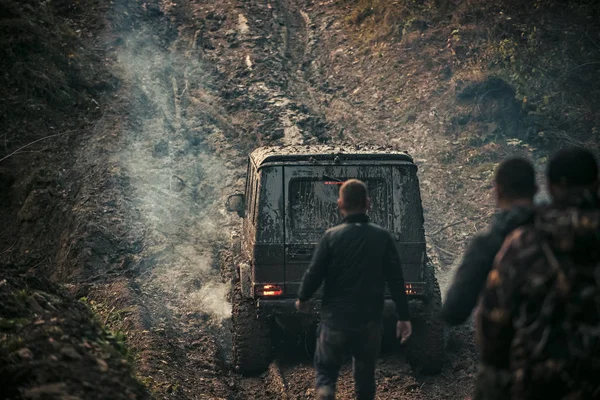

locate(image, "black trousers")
(314, 321), (382, 400)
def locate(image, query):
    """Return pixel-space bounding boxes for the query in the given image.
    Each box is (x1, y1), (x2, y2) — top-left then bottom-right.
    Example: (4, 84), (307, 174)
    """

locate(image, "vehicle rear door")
(283, 165), (393, 297)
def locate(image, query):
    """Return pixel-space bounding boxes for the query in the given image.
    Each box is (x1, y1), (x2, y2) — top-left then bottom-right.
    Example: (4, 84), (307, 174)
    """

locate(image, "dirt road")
(73, 0), (485, 398)
(93, 0), (484, 398)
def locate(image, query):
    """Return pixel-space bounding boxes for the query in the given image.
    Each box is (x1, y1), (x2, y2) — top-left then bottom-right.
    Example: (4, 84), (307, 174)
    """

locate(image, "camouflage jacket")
(442, 206), (534, 326)
(477, 205), (600, 400)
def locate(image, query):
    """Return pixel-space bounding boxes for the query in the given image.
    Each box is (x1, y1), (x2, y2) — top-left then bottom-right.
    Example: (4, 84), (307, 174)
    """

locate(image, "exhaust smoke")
(115, 25), (240, 325)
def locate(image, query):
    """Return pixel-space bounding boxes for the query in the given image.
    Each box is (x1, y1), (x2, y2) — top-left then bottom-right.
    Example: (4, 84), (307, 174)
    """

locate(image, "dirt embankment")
(1, 0), (598, 399)
(0, 1), (149, 399)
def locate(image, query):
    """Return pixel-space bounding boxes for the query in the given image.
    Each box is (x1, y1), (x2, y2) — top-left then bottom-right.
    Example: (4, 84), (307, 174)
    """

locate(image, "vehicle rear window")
(289, 178), (389, 232)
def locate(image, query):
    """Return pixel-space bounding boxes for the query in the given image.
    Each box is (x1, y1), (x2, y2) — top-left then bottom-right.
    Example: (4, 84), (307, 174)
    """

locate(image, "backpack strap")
(540, 240), (571, 297)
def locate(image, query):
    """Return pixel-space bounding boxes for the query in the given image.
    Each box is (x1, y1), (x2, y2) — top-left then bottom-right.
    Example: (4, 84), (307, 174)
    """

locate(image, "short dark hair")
(548, 147), (598, 187)
(494, 157), (536, 199)
(340, 179), (368, 211)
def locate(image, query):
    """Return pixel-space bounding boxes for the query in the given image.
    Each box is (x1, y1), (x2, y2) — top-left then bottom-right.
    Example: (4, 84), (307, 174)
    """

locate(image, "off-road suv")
(224, 145), (444, 375)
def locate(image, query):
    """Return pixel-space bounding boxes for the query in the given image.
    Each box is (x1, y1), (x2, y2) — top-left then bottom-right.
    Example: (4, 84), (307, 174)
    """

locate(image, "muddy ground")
(1, 0), (598, 399)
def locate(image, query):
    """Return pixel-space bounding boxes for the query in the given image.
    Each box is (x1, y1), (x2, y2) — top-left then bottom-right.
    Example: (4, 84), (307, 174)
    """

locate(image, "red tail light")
(405, 283), (425, 295)
(256, 284), (283, 297)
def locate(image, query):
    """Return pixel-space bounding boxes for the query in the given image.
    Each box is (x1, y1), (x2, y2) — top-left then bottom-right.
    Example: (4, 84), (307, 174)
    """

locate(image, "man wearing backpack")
(476, 147), (600, 400)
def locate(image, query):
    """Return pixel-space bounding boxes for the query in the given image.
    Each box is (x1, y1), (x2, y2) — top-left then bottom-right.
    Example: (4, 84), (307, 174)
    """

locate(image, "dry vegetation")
(0, 0), (105, 115)
(342, 0), (600, 151)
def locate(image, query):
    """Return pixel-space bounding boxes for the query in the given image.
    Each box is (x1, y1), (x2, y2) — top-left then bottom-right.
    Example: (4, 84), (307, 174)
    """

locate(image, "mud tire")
(231, 282), (272, 375)
(406, 262), (445, 375)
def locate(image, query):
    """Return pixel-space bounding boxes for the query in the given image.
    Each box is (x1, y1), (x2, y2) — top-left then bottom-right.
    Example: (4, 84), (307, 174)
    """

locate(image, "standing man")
(476, 147), (600, 399)
(442, 157), (537, 326)
(296, 179), (412, 400)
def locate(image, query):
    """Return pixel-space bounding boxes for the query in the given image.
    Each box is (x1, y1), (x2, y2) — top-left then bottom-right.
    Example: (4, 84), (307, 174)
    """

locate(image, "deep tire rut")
(280, 0), (328, 120)
(266, 362), (290, 400)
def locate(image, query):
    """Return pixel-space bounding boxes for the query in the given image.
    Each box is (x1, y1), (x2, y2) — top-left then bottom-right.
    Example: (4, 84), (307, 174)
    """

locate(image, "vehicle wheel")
(231, 282), (272, 375)
(405, 264), (445, 375)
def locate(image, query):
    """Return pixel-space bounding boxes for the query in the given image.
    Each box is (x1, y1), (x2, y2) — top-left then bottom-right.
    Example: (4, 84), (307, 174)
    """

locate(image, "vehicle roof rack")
(250, 145), (414, 166)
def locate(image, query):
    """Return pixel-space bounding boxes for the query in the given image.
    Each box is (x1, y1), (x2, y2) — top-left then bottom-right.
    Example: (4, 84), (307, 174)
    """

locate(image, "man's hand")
(295, 299), (310, 313)
(396, 320), (412, 344)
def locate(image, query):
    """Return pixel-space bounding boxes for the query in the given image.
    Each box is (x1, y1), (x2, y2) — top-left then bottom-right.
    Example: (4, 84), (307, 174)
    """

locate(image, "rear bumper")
(257, 298), (299, 316)
(257, 297), (422, 319)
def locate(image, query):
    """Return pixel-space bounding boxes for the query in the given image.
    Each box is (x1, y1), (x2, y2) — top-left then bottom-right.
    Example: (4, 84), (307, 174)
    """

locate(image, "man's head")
(547, 147), (599, 205)
(337, 179), (371, 216)
(494, 157), (537, 210)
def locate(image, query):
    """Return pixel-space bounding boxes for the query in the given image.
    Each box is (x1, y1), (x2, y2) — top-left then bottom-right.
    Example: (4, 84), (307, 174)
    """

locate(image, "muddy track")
(227, 1), (472, 398)
(230, 1), (480, 398)
(54, 0), (483, 398)
(277, 0), (323, 121)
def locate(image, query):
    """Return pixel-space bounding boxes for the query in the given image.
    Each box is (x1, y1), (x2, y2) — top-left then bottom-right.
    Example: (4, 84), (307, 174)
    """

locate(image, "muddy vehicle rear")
(223, 145), (444, 375)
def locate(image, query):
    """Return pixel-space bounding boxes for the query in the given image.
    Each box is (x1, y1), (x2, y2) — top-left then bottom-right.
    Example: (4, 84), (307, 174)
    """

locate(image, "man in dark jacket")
(476, 147), (600, 399)
(296, 179), (412, 400)
(442, 157), (537, 326)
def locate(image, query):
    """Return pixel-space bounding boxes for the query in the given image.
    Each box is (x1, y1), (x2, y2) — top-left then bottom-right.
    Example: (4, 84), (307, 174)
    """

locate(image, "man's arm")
(442, 233), (500, 326)
(383, 233), (410, 321)
(297, 232), (330, 302)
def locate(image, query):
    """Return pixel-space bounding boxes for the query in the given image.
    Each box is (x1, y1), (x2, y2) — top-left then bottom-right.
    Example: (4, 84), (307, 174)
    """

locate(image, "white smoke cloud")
(115, 26), (240, 324)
